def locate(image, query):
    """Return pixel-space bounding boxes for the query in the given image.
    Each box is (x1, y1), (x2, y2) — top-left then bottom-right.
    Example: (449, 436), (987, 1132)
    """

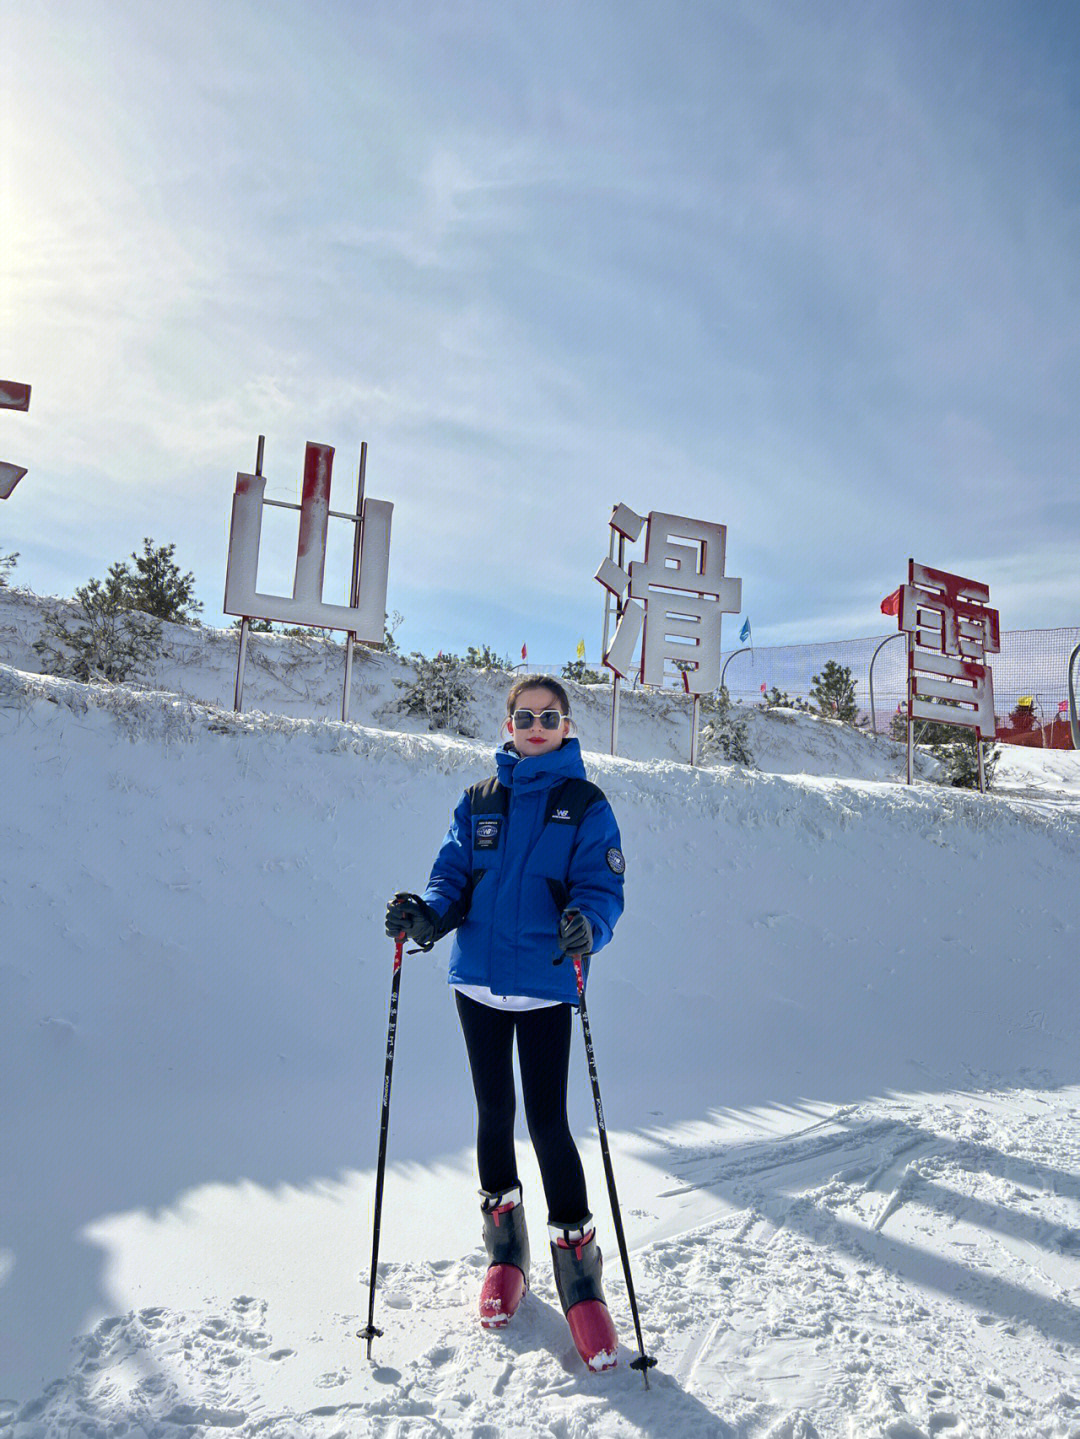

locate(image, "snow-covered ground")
(2, 592), (1079, 1438)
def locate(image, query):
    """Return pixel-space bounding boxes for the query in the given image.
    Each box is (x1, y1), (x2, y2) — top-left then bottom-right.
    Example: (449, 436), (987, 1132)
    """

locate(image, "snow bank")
(3, 610), (1079, 1436)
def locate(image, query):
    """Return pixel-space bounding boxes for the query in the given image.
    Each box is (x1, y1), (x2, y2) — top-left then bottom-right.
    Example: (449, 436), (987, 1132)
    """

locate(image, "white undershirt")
(453, 982), (560, 1011)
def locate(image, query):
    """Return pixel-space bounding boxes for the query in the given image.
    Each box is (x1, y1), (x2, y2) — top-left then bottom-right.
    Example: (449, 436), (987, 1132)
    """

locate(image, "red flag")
(521, 642), (527, 662)
(880, 587), (902, 616)
(1060, 700), (1069, 713)
(760, 682), (766, 693)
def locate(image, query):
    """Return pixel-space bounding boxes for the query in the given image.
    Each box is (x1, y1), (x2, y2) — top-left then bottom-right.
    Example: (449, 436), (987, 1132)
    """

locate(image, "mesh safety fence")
(716, 626), (1080, 733)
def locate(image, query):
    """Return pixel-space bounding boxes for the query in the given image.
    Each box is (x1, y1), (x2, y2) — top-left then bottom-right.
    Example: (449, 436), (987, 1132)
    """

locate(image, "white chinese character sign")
(224, 437), (393, 721)
(595, 504), (742, 763)
(894, 558), (1000, 790)
(0, 381), (31, 499)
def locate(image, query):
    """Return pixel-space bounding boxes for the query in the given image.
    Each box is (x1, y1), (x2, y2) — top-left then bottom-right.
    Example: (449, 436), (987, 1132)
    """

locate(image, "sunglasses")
(511, 708), (566, 730)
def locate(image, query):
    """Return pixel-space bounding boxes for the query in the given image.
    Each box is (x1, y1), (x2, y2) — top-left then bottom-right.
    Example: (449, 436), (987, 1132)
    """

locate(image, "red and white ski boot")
(479, 1186), (530, 1329)
(550, 1216), (618, 1371)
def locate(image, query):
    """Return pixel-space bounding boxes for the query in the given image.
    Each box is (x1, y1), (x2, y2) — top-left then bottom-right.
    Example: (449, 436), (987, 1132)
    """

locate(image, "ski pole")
(358, 933), (405, 1360)
(570, 950), (657, 1389)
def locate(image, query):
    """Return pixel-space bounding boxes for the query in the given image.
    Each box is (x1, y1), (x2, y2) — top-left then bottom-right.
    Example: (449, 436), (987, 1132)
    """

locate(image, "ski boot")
(549, 1215), (618, 1371)
(479, 1186), (530, 1328)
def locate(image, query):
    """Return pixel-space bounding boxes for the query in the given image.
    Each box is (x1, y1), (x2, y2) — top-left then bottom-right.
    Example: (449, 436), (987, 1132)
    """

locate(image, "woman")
(385, 674), (625, 1367)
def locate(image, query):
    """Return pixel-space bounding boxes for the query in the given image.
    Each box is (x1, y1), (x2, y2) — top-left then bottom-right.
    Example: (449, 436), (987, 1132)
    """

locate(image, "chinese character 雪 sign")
(595, 505), (742, 694)
(898, 560), (1000, 738)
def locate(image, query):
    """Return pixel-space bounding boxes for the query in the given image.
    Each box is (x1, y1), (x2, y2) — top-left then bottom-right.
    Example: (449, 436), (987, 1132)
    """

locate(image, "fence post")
(868, 631), (905, 735)
(719, 647), (752, 696)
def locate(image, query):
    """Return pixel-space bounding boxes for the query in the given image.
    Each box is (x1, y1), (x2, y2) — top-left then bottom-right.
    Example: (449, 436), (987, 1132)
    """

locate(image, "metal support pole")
(232, 435), (265, 715)
(903, 633), (914, 788)
(690, 693), (701, 766)
(234, 618), (250, 713)
(1069, 642), (1080, 751)
(976, 736), (986, 793)
(905, 586), (914, 783)
(609, 533), (627, 757)
(342, 442), (368, 723)
(868, 630), (905, 736)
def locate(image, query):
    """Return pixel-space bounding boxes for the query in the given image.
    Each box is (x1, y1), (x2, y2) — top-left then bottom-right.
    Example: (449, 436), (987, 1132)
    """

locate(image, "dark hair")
(506, 673), (571, 717)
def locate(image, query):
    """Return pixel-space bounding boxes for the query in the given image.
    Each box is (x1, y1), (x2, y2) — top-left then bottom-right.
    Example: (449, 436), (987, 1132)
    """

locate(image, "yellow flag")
(576, 638), (586, 660)
(1018, 695), (1035, 706)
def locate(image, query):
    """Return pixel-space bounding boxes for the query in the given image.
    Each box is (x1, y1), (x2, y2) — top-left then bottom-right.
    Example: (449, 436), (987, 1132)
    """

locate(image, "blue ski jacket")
(421, 739), (625, 1005)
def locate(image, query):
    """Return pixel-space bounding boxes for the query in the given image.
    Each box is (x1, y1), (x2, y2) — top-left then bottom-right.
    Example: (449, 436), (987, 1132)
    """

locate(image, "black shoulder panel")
(468, 776), (508, 816)
(545, 778), (605, 826)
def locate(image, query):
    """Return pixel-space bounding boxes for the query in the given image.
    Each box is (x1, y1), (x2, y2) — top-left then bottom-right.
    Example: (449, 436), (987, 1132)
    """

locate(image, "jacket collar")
(495, 737), (587, 793)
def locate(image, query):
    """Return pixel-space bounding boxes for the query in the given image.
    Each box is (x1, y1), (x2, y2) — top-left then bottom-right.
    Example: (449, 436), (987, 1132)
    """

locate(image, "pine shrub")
(463, 643), (512, 670)
(809, 660), (857, 722)
(110, 539), (202, 624)
(395, 653), (476, 734)
(33, 575), (162, 683)
(562, 659), (606, 684)
(698, 686), (754, 766)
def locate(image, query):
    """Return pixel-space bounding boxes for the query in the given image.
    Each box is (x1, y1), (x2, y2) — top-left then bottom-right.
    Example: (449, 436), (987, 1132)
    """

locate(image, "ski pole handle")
(571, 953), (586, 998)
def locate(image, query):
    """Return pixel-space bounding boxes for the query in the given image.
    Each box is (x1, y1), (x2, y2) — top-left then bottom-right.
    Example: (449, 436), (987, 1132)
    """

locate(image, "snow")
(2, 592), (1079, 1438)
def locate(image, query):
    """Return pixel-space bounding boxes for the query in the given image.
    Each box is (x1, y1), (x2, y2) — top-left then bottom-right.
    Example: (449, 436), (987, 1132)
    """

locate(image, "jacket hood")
(495, 736), (587, 793)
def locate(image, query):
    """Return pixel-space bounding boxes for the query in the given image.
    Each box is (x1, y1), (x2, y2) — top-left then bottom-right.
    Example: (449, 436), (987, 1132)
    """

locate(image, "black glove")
(557, 907), (593, 957)
(385, 892), (439, 951)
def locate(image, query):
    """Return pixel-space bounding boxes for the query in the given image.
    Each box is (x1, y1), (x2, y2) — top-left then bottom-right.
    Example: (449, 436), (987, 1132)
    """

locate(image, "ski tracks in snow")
(9, 1090), (1080, 1438)
(649, 1088), (1080, 1438)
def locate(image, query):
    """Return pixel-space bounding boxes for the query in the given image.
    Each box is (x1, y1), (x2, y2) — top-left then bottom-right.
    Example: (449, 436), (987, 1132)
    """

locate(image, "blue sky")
(2, 0), (1078, 664)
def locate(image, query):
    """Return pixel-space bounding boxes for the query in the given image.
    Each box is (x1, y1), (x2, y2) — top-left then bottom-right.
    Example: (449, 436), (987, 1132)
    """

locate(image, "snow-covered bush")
(762, 685), (810, 712)
(33, 575), (162, 683)
(395, 653), (476, 734)
(940, 738), (999, 790)
(0, 549), (17, 587)
(463, 643), (512, 670)
(698, 686), (754, 766)
(562, 659), (606, 684)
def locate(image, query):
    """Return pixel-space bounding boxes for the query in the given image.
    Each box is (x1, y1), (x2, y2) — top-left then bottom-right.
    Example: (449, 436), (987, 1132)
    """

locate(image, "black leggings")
(455, 991), (589, 1225)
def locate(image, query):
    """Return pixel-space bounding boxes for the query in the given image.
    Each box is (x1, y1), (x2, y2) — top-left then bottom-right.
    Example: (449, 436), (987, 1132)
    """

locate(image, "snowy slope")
(0, 588), (943, 778)
(2, 603), (1080, 1438)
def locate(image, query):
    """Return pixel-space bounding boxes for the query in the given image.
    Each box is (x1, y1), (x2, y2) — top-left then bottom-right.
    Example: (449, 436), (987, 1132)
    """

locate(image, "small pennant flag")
(1018, 695), (1035, 706)
(880, 587), (902, 616)
(521, 642), (528, 662)
(576, 638), (586, 660)
(1059, 700), (1069, 713)
(760, 682), (766, 694)
(739, 617), (751, 644)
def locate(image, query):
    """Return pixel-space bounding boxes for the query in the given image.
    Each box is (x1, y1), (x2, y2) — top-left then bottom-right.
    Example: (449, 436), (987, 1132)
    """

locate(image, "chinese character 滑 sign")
(595, 505), (742, 694)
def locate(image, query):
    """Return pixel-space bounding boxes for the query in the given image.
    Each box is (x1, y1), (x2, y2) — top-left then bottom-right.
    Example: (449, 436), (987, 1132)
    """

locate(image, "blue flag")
(739, 617), (751, 644)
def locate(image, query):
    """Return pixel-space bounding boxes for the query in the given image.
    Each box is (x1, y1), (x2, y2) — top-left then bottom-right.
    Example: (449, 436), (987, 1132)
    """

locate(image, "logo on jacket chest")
(475, 818), (502, 850)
